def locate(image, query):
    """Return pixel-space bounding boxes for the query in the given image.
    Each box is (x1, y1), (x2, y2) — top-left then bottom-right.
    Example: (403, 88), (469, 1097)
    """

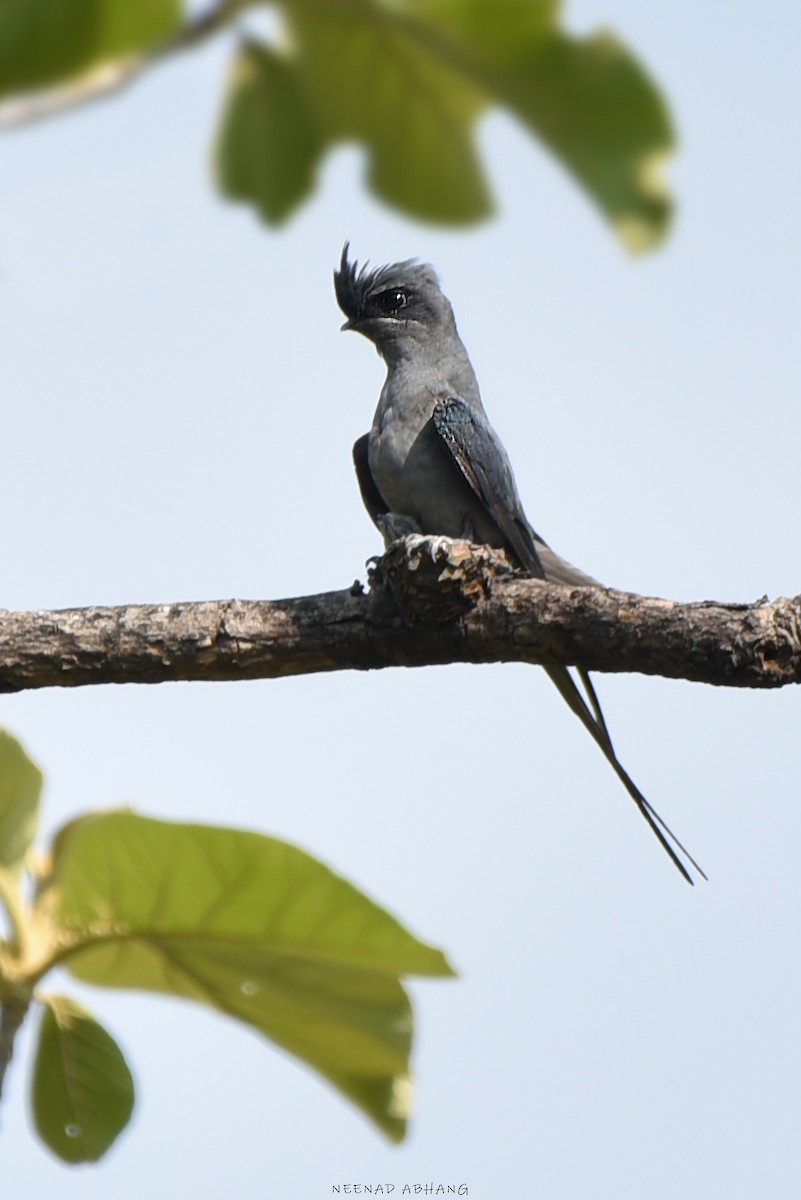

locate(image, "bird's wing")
(353, 433), (389, 528)
(432, 396), (705, 884)
(432, 395), (547, 578)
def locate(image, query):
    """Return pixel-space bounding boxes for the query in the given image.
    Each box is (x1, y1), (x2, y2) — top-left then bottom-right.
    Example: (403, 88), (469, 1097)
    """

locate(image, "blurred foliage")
(0, 732), (453, 1163)
(0, 0), (675, 250)
(0, 0), (181, 95)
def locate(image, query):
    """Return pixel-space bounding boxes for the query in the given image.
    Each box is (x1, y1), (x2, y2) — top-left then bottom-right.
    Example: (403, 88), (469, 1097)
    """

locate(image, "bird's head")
(334, 243), (455, 353)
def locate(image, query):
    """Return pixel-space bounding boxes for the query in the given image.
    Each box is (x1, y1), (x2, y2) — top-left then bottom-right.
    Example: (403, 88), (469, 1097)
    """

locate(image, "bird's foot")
(376, 512), (423, 546)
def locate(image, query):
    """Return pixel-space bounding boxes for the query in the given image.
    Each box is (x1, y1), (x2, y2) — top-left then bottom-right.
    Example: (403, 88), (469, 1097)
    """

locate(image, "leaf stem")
(0, 867), (28, 960)
(0, 868), (33, 1107)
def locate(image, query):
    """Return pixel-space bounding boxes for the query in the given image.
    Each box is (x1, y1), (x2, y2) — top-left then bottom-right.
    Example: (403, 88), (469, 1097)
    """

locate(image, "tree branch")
(0, 538), (798, 694)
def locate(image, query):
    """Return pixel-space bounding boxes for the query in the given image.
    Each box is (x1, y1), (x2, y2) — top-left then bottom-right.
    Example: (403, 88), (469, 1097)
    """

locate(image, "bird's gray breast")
(368, 384), (436, 518)
(367, 381), (501, 544)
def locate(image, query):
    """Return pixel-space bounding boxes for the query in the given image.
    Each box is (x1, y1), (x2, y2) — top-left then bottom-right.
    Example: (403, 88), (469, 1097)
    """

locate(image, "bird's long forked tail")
(546, 665), (707, 885)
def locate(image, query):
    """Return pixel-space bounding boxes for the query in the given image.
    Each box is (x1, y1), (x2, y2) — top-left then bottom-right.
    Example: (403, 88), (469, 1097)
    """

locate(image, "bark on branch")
(0, 538), (799, 694)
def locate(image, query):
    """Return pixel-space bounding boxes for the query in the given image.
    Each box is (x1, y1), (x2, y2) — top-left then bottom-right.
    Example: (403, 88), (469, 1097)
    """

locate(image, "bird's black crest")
(333, 242), (439, 321)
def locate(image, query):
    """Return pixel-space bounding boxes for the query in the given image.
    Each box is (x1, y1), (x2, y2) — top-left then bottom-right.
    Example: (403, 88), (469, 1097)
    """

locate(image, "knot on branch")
(374, 535), (515, 623)
(750, 595), (801, 682)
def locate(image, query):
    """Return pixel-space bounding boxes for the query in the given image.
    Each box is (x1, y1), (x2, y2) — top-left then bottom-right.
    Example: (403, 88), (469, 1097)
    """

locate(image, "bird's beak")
(340, 318), (356, 332)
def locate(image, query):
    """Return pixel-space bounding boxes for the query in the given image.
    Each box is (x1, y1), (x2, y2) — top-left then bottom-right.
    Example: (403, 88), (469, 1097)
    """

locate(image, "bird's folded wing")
(352, 432), (389, 527)
(432, 395), (547, 578)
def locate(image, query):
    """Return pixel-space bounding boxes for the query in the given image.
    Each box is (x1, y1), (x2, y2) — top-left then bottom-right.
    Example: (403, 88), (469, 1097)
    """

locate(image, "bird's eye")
(372, 288), (410, 316)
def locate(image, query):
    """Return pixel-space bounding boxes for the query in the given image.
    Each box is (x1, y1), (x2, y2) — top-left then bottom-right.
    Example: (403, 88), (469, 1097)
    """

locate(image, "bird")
(334, 244), (706, 885)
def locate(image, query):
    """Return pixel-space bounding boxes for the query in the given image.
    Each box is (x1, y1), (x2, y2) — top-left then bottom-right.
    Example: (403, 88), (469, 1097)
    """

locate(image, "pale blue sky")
(2, 3), (801, 1197)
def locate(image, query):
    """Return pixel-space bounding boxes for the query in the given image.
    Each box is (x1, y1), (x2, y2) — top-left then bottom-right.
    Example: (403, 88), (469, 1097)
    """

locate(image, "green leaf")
(214, 41), (326, 225)
(31, 995), (134, 1164)
(216, 10), (492, 227)
(0, 729), (42, 875)
(403, 1), (674, 247)
(48, 812), (454, 1140)
(0, 0), (182, 99)
(215, 0), (674, 248)
(479, 29), (674, 251)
